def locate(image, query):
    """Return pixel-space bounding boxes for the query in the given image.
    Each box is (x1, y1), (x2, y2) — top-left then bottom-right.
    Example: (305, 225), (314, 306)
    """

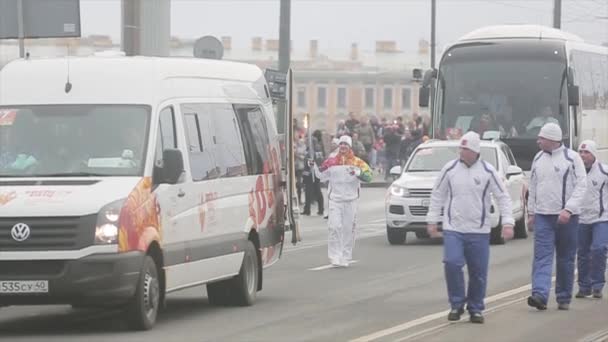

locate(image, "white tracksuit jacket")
(426, 159), (514, 234)
(528, 146), (586, 216)
(580, 161), (608, 225)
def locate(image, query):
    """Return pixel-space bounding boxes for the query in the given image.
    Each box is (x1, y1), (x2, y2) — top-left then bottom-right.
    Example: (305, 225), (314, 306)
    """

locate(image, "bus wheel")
(126, 255), (160, 331)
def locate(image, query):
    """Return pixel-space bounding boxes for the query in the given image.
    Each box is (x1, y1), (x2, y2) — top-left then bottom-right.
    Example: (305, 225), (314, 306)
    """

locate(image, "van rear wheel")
(206, 240), (259, 306)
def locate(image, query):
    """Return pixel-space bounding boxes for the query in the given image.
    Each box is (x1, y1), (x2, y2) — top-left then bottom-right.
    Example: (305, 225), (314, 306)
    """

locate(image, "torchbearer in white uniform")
(313, 135), (372, 267)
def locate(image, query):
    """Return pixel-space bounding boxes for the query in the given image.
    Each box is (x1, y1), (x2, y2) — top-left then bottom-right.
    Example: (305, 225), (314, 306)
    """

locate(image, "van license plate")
(0, 281), (48, 294)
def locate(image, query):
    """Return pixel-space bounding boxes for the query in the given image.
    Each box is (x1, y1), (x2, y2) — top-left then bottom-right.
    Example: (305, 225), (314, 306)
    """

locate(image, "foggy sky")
(80, 0), (607, 51)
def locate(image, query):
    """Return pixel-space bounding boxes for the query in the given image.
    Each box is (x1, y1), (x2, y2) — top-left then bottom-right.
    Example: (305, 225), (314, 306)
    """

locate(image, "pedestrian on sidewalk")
(527, 123), (586, 311)
(575, 140), (608, 299)
(426, 131), (514, 324)
(313, 135), (372, 267)
(302, 130), (325, 216)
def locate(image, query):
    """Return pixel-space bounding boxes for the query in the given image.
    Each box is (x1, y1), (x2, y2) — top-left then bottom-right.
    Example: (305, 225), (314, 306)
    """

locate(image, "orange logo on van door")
(118, 177), (161, 252)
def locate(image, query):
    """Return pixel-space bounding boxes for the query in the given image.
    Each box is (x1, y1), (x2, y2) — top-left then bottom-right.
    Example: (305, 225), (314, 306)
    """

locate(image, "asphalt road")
(1, 188), (607, 342)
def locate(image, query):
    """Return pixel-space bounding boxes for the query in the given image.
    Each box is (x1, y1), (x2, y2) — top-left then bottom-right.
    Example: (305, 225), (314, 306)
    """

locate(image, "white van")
(0, 56), (291, 330)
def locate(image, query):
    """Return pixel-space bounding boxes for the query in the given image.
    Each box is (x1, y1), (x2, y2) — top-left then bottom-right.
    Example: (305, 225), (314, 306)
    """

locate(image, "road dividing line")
(393, 296), (528, 342)
(350, 277), (555, 342)
(309, 260), (359, 271)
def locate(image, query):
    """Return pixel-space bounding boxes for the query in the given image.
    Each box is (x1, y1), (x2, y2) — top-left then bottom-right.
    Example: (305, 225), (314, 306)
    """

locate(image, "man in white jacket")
(575, 140), (608, 299)
(527, 123), (586, 311)
(314, 135), (372, 267)
(427, 131), (514, 324)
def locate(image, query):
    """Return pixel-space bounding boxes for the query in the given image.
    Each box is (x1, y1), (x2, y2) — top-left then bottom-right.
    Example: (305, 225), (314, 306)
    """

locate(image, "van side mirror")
(568, 85), (580, 106)
(506, 165), (522, 179)
(419, 87), (430, 108)
(390, 165), (402, 176)
(161, 149), (184, 184)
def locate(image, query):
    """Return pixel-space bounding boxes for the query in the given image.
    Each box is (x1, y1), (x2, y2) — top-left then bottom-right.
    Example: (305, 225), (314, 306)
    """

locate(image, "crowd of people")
(293, 112), (432, 216)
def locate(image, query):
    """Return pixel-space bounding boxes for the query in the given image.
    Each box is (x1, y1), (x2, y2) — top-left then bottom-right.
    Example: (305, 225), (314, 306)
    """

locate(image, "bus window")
(436, 41), (569, 142)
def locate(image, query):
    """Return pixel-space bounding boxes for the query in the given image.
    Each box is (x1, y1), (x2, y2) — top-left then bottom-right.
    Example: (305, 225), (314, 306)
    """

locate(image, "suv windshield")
(0, 105), (150, 177)
(406, 146), (497, 172)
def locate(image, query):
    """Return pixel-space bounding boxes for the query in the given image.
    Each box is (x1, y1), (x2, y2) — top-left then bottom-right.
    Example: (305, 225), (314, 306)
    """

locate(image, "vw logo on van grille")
(11, 223), (31, 242)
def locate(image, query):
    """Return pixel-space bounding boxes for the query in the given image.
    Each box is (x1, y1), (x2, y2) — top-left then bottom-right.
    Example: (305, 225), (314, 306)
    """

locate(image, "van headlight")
(390, 185), (410, 198)
(95, 199), (125, 245)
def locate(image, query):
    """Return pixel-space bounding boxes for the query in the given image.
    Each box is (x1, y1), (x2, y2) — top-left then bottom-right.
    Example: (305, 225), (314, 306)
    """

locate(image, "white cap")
(538, 123), (562, 142)
(579, 140), (598, 160)
(459, 131), (481, 153)
(338, 135), (352, 147)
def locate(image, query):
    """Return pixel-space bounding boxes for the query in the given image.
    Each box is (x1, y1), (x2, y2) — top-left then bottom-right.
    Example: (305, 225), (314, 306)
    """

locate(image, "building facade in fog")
(0, 35), (429, 133)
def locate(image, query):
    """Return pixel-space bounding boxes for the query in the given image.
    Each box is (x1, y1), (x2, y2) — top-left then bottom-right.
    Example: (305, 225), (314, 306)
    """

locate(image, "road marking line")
(309, 260), (359, 271)
(350, 278), (554, 342)
(578, 327), (608, 342)
(285, 231), (385, 253)
(393, 296), (527, 342)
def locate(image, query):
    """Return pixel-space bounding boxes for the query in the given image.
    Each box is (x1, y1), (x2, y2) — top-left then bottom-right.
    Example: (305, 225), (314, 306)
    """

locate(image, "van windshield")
(0, 105), (150, 177)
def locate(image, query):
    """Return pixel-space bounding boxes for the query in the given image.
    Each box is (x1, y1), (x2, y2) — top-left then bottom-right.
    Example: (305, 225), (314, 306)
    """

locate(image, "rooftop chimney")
(252, 37), (262, 51)
(350, 43), (359, 61)
(310, 40), (318, 59)
(375, 40), (398, 53)
(266, 39), (279, 51)
(221, 36), (232, 50)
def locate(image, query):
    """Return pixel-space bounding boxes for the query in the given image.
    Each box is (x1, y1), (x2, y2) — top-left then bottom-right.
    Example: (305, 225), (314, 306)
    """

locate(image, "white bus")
(420, 25), (608, 169)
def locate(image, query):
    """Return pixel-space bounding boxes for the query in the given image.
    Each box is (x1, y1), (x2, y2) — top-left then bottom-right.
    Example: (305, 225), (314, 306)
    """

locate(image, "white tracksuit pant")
(328, 199), (358, 265)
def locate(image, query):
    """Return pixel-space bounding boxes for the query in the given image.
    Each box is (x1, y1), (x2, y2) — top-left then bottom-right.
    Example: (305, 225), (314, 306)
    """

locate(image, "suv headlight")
(95, 199), (125, 245)
(390, 185), (410, 198)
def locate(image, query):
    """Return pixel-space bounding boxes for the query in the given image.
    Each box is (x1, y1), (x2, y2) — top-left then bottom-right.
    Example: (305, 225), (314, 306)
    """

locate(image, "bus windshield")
(435, 41), (569, 169)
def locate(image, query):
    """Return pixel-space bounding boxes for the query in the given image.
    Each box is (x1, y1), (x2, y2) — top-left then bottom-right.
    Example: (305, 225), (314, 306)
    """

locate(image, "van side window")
(234, 105), (271, 175)
(210, 104), (247, 177)
(155, 106), (176, 168)
(182, 105), (218, 181)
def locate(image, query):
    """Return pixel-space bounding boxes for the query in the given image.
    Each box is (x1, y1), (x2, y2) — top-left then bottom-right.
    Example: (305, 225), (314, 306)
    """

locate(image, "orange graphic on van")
(0, 191), (17, 206)
(199, 192), (218, 232)
(118, 177), (161, 252)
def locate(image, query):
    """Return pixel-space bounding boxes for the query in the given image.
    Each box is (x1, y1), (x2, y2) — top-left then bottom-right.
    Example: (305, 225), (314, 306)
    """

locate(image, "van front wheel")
(126, 255), (160, 331)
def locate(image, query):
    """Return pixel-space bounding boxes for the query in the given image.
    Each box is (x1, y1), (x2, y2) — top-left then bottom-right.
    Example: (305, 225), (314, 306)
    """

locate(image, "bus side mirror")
(568, 85), (580, 106)
(419, 87), (430, 107)
(422, 69), (437, 87)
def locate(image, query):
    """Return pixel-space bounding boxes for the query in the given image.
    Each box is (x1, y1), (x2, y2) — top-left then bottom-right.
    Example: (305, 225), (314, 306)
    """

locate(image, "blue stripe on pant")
(577, 221), (608, 293)
(443, 230), (490, 313)
(532, 214), (579, 304)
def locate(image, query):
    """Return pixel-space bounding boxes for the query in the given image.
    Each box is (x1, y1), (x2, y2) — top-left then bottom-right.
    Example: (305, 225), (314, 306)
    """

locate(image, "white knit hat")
(338, 135), (352, 147)
(538, 123), (562, 142)
(459, 131), (481, 153)
(579, 140), (598, 160)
